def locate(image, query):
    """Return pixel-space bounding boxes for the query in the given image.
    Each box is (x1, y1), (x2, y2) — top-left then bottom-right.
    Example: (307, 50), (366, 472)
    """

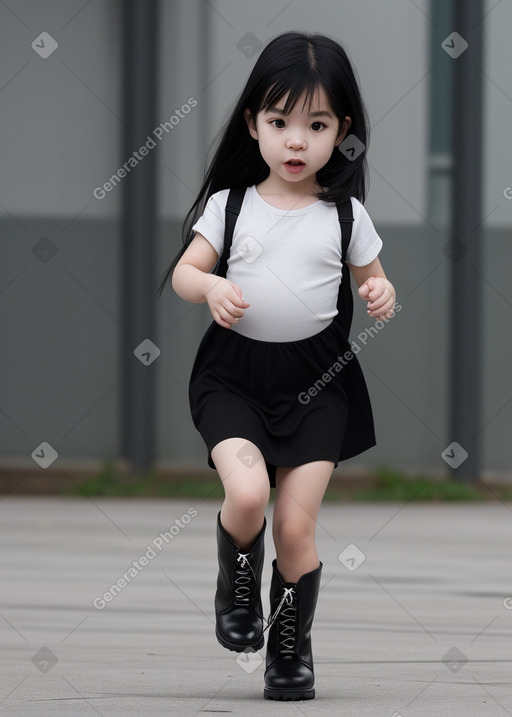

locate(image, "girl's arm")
(347, 257), (396, 319)
(172, 232), (250, 328)
(172, 233), (221, 303)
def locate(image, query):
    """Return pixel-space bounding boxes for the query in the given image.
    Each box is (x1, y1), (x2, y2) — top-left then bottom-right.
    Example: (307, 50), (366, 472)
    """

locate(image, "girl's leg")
(272, 460), (334, 582)
(211, 437), (271, 549)
(264, 460), (333, 700)
(211, 437), (269, 652)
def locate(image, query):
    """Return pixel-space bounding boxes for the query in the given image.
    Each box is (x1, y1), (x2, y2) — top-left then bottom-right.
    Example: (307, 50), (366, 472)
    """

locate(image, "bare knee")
(213, 439), (270, 518)
(228, 484), (268, 518)
(272, 517), (315, 555)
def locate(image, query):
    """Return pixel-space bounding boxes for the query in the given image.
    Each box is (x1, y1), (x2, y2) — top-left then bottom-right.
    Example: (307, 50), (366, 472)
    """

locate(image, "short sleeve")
(345, 197), (383, 266)
(191, 189), (230, 256)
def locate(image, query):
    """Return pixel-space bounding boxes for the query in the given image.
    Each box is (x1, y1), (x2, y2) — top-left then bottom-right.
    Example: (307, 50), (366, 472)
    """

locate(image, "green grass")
(61, 461), (512, 502)
(60, 459), (225, 499)
(351, 467), (498, 501)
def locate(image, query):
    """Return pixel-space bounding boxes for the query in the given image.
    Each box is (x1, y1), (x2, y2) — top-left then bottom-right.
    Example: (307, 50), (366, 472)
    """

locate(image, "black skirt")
(188, 310), (376, 488)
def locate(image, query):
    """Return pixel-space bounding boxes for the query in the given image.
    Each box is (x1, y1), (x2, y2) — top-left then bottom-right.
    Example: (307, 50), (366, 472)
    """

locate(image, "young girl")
(158, 31), (396, 701)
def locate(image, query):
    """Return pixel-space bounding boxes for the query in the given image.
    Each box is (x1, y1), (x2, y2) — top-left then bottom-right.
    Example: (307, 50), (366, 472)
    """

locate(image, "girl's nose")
(286, 134), (307, 150)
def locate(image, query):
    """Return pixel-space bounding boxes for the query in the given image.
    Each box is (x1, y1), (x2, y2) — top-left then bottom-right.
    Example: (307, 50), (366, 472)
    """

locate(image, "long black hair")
(157, 31), (370, 297)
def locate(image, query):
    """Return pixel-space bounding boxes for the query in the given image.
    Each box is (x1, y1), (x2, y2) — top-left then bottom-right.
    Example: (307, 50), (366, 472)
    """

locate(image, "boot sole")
(264, 686), (315, 701)
(215, 629), (264, 653)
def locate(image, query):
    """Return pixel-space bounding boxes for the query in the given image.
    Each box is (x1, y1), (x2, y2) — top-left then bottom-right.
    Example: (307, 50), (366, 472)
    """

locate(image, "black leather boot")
(264, 559), (322, 701)
(214, 512), (266, 652)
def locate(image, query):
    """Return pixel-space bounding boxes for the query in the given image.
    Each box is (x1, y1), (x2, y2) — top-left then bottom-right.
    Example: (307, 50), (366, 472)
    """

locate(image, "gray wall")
(1, 0), (511, 479)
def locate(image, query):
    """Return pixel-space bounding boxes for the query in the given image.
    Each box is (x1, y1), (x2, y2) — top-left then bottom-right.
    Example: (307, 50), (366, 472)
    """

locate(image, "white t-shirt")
(192, 185), (383, 341)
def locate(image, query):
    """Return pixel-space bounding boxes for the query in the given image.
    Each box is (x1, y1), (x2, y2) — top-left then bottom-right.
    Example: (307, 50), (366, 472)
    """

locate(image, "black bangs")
(260, 71), (326, 116)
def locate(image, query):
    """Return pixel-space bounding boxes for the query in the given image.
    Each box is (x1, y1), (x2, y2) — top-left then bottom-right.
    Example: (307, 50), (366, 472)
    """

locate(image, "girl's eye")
(269, 119), (327, 131)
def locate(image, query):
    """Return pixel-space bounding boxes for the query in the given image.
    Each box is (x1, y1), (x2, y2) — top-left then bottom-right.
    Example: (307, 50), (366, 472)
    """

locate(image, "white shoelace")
(263, 585), (297, 653)
(233, 554), (298, 653)
(233, 551), (257, 606)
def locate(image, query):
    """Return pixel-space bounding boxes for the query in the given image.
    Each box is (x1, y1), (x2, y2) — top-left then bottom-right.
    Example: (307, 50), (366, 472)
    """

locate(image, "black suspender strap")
(336, 198), (354, 264)
(336, 198), (355, 338)
(217, 187), (247, 278)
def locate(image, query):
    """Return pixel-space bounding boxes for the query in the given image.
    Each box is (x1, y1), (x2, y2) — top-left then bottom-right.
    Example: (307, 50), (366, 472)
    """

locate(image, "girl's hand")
(358, 276), (396, 319)
(206, 277), (250, 329)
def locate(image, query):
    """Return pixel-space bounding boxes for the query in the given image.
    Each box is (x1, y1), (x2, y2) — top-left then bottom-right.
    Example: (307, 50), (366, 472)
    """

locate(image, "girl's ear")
(244, 109), (258, 140)
(335, 116), (352, 146)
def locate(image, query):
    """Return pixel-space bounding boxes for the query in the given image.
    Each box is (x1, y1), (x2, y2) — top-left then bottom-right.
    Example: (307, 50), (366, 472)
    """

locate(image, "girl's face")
(244, 86), (350, 192)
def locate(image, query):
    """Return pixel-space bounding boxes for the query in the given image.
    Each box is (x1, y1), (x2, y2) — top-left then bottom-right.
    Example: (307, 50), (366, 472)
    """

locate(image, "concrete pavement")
(1, 496), (511, 716)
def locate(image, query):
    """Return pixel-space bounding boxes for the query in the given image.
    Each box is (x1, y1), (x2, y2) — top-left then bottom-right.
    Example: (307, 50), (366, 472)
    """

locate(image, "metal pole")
(449, 0), (484, 480)
(121, 0), (158, 473)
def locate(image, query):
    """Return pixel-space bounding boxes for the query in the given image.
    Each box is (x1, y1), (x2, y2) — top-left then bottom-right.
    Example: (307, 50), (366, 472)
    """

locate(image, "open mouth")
(285, 160), (305, 166)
